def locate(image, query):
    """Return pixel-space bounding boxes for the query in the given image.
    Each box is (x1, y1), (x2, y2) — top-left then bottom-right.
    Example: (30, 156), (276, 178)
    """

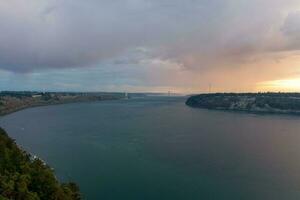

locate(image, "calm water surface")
(1, 97), (300, 199)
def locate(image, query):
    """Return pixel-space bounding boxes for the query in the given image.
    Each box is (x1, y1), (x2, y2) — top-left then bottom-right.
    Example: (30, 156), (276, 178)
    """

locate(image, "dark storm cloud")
(281, 11), (300, 49)
(0, 0), (299, 73)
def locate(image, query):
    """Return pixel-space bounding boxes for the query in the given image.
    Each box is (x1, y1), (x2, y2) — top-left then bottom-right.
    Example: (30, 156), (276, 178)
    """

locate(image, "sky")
(1, 0), (300, 93)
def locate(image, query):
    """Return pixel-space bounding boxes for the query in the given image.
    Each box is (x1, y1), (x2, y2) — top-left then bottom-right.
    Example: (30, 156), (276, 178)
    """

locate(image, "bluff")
(186, 93), (300, 115)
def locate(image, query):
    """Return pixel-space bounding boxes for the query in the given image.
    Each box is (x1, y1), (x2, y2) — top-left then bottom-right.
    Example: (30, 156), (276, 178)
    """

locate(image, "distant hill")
(186, 93), (300, 115)
(0, 127), (81, 200)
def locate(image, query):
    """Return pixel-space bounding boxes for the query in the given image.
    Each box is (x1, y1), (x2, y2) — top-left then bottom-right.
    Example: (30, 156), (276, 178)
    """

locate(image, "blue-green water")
(1, 96), (300, 199)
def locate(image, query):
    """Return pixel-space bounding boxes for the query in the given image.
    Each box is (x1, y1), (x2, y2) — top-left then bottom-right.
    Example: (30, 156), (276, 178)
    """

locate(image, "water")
(1, 96), (300, 199)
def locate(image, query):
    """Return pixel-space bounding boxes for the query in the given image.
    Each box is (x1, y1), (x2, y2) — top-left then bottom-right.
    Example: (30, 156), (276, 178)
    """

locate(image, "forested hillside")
(0, 127), (81, 200)
(186, 93), (300, 115)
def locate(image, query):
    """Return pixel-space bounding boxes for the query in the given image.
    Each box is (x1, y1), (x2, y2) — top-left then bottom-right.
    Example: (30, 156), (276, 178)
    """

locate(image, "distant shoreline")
(186, 93), (300, 116)
(0, 91), (125, 117)
(0, 100), (111, 117)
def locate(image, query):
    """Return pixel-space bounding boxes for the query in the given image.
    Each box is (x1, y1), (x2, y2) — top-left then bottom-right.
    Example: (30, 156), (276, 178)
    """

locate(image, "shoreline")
(0, 127), (81, 199)
(187, 105), (300, 116)
(0, 99), (120, 117)
(186, 93), (300, 116)
(0, 95), (125, 117)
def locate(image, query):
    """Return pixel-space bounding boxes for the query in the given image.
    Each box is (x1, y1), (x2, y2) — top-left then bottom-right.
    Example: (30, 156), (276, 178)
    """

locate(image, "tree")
(0, 127), (81, 200)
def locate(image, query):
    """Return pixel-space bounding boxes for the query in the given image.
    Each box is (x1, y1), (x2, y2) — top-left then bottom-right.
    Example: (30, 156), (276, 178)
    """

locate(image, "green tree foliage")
(0, 127), (80, 200)
(186, 93), (300, 112)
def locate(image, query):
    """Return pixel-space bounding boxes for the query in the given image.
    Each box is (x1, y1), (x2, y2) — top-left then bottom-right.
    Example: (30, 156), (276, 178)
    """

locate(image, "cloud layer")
(1, 0), (300, 92)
